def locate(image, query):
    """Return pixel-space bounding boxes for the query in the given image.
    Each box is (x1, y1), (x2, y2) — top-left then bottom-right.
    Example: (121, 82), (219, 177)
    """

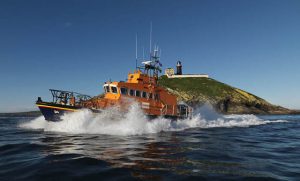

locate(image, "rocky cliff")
(158, 75), (295, 114)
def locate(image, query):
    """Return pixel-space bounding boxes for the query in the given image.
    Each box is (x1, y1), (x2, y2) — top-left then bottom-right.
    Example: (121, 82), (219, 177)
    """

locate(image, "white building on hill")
(164, 61), (209, 78)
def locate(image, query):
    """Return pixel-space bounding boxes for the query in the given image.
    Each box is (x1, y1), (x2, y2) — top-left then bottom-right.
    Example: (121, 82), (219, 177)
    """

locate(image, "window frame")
(154, 93), (159, 101)
(104, 85), (110, 93)
(142, 91), (147, 98)
(135, 90), (141, 97)
(111, 86), (118, 94)
(120, 87), (128, 95)
(149, 93), (153, 99)
(129, 89), (135, 96)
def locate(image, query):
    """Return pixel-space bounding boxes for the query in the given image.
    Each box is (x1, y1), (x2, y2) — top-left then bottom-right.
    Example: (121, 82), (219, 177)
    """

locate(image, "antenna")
(159, 48), (161, 57)
(142, 46), (145, 60)
(135, 33), (138, 70)
(150, 22), (152, 55)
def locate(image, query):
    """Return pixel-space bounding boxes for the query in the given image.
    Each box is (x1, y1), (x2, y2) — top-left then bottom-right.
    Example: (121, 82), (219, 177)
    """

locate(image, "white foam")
(19, 104), (288, 136)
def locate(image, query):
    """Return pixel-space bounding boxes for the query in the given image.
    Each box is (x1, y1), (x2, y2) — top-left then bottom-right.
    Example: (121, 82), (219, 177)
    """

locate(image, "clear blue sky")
(0, 0), (299, 112)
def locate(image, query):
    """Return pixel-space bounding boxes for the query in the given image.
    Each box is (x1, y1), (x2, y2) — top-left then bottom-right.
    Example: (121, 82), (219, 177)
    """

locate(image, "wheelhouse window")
(120, 87), (128, 95)
(154, 94), (159, 101)
(104, 86), (110, 93)
(135, 90), (141, 97)
(111, 86), (118, 94)
(142, 91), (147, 98)
(149, 93), (153, 99)
(129, 89), (134, 96)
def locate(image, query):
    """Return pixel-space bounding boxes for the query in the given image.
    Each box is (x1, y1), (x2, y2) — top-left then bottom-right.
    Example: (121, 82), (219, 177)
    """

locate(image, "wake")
(19, 104), (287, 136)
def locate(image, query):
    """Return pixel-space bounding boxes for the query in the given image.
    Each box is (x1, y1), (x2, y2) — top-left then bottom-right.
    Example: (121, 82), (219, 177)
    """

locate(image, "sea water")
(0, 104), (299, 180)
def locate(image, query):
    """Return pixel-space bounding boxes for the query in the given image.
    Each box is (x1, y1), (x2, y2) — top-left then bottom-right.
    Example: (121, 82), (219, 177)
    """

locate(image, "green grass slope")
(158, 75), (291, 114)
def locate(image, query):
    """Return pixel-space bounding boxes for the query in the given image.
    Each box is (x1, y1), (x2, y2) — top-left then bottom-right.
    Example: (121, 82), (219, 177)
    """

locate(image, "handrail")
(49, 89), (91, 99)
(160, 100), (168, 116)
(49, 89), (92, 106)
(177, 104), (193, 119)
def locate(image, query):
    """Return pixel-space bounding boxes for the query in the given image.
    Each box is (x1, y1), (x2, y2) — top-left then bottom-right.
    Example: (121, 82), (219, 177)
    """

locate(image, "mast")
(135, 33), (138, 70)
(149, 22), (152, 55)
(138, 23), (162, 84)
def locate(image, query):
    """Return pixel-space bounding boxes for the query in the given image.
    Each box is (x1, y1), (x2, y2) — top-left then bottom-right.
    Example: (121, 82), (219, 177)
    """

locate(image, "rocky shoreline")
(158, 76), (299, 115)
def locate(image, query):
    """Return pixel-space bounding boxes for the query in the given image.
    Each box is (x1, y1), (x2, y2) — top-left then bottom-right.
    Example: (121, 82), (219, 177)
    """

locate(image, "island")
(158, 75), (298, 115)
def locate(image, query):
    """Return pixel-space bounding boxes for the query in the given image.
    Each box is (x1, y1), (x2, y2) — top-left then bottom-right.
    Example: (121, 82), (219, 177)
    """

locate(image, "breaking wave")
(19, 104), (287, 136)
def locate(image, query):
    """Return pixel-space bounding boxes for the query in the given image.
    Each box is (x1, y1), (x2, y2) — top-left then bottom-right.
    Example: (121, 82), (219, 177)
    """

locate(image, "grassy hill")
(158, 75), (293, 114)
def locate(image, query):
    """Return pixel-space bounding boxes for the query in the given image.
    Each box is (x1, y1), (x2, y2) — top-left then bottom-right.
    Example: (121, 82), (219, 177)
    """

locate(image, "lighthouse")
(176, 61), (182, 75)
(164, 61), (209, 78)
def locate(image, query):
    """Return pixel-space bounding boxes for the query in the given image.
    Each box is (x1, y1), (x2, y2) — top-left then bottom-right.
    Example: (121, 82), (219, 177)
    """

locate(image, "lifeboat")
(36, 49), (193, 121)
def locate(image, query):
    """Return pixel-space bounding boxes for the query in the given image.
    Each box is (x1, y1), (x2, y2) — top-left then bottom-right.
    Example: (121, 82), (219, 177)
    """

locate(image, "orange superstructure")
(83, 69), (183, 117)
(81, 49), (193, 119)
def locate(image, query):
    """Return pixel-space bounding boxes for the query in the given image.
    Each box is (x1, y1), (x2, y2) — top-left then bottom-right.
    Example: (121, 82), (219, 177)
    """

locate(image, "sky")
(0, 0), (299, 112)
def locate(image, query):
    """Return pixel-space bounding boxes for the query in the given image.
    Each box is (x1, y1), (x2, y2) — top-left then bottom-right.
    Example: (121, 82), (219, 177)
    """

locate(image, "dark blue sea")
(1, 108), (300, 180)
